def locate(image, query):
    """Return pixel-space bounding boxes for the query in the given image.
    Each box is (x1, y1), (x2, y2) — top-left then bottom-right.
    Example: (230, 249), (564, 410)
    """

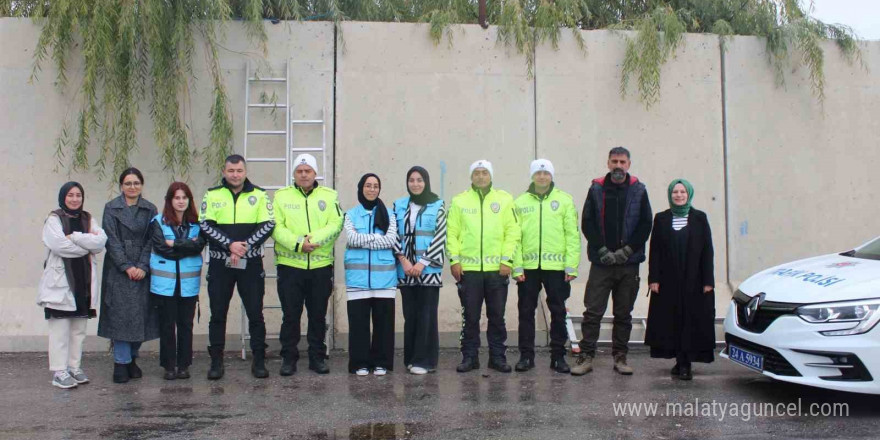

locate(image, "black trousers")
(458, 271), (509, 359)
(277, 265), (333, 362)
(517, 269), (571, 359)
(206, 258), (266, 351)
(579, 264), (640, 357)
(400, 286), (440, 370)
(154, 293), (198, 370)
(347, 297), (395, 372)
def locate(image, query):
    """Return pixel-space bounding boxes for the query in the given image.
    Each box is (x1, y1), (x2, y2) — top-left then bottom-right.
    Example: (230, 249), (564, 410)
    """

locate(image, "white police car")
(722, 235), (880, 394)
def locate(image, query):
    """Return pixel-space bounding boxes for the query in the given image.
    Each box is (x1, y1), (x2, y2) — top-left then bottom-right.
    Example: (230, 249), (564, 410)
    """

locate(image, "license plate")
(728, 344), (764, 372)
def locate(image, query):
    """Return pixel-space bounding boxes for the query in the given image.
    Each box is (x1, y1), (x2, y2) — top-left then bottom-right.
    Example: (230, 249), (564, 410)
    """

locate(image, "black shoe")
(251, 350), (269, 379)
(164, 369), (177, 380)
(280, 358), (297, 376)
(550, 357), (571, 374)
(113, 363), (130, 384)
(127, 358), (142, 379)
(456, 356), (479, 373)
(514, 357), (535, 372)
(679, 364), (693, 381)
(176, 368), (190, 379)
(488, 358), (512, 373)
(671, 363), (680, 376)
(309, 359), (330, 374)
(207, 346), (224, 380)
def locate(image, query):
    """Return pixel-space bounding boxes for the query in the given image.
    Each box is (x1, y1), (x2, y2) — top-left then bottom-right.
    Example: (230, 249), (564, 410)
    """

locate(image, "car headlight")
(796, 298), (880, 336)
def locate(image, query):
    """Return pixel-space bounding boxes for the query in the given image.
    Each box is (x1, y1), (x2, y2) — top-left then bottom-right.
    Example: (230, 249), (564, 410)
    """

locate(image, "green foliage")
(612, 0), (863, 107)
(1, 0), (865, 178)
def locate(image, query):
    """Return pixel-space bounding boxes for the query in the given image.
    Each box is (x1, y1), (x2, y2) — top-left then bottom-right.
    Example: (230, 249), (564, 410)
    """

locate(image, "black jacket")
(582, 173), (652, 264)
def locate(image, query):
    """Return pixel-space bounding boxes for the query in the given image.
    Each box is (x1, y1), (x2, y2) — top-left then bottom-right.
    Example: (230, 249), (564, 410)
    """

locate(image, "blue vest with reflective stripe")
(344, 205), (398, 290)
(150, 215), (203, 297)
(393, 196), (443, 279)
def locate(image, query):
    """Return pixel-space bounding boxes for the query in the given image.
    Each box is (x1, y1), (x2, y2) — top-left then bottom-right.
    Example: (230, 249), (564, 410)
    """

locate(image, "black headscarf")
(406, 166), (440, 206)
(58, 181), (85, 217)
(357, 173), (390, 233)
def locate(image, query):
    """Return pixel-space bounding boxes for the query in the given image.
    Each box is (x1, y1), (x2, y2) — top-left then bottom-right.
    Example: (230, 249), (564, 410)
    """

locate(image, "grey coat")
(97, 195), (160, 342)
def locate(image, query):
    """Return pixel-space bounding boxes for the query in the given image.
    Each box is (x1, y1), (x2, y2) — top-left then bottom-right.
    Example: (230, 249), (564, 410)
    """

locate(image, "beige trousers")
(47, 318), (88, 371)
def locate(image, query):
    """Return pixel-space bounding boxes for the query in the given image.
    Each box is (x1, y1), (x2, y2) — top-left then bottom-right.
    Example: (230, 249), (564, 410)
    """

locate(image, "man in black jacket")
(200, 155), (275, 380)
(571, 146), (652, 376)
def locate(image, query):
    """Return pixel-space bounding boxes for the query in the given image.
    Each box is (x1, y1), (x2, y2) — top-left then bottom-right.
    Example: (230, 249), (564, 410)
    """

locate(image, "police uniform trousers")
(206, 258), (266, 352)
(277, 265), (333, 363)
(516, 269), (571, 359)
(458, 271), (509, 360)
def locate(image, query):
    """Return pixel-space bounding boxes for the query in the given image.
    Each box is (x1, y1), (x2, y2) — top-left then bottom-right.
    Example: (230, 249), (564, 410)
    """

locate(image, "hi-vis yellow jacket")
(447, 186), (520, 272)
(512, 185), (580, 277)
(272, 184), (343, 269)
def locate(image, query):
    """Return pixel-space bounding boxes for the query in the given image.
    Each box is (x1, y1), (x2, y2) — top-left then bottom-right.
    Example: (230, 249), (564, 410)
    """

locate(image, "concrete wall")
(334, 22), (535, 343)
(0, 19), (335, 351)
(535, 30), (729, 326)
(724, 37), (880, 285)
(1, 18), (878, 351)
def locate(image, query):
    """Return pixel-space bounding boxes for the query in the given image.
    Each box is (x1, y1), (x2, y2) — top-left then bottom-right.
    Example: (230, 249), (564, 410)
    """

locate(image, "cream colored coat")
(37, 213), (107, 311)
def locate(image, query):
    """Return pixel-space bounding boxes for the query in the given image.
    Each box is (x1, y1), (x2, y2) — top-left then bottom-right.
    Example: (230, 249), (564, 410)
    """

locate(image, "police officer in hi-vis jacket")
(512, 159), (580, 374)
(200, 155), (275, 380)
(272, 154), (343, 375)
(447, 160), (521, 373)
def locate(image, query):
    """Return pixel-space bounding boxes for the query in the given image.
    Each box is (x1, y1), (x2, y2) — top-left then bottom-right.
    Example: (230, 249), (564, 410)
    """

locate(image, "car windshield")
(848, 237), (880, 261)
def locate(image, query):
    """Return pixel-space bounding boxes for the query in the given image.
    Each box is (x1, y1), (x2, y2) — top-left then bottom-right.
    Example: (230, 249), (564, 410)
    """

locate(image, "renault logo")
(744, 293), (766, 325)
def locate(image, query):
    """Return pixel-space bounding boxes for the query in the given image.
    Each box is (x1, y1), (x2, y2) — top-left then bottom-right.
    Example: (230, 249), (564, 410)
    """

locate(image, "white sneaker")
(355, 368), (369, 376)
(68, 368), (89, 384)
(409, 366), (428, 375)
(52, 370), (78, 389)
(373, 367), (387, 376)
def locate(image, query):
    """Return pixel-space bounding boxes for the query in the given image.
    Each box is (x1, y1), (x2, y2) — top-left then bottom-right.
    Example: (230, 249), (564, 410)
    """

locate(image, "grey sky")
(811, 0), (880, 40)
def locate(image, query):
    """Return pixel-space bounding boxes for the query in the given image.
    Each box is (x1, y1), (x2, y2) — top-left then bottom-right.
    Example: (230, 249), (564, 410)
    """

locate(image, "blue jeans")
(113, 340), (142, 364)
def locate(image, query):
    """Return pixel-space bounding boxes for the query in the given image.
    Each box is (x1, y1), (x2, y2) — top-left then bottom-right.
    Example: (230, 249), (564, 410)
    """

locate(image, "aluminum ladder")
(239, 60), (332, 359)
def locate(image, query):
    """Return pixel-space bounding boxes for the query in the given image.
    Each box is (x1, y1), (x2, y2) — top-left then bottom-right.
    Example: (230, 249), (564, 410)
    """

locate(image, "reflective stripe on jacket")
(150, 215), (203, 297)
(344, 204), (398, 289)
(512, 186), (580, 277)
(447, 187), (520, 272)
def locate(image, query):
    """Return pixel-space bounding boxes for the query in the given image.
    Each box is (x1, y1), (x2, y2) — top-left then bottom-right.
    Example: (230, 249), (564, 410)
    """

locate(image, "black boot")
(550, 356), (571, 373)
(456, 356), (479, 373)
(488, 357), (512, 373)
(280, 356), (297, 376)
(113, 363), (130, 384)
(127, 358), (142, 379)
(251, 350), (269, 378)
(164, 369), (177, 380)
(207, 346), (224, 380)
(309, 357), (330, 374)
(679, 363), (693, 381)
(671, 363), (681, 376)
(515, 357), (535, 372)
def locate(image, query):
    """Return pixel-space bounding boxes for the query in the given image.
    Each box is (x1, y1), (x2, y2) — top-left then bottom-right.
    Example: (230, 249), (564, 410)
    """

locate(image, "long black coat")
(645, 208), (715, 362)
(97, 195), (160, 342)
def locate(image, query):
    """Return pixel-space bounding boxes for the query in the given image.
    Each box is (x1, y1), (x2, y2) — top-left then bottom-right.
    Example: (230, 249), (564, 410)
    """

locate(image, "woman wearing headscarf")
(645, 179), (715, 380)
(392, 167), (446, 375)
(344, 174), (399, 376)
(98, 167), (159, 383)
(38, 182), (107, 388)
(149, 182), (206, 380)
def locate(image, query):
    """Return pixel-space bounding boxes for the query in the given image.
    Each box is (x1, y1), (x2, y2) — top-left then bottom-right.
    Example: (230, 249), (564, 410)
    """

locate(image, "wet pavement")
(1, 347), (878, 439)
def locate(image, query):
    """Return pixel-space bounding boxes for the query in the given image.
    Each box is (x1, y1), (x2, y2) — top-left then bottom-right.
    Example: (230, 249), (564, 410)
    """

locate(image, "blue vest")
(344, 205), (398, 290)
(393, 196), (444, 279)
(149, 215), (203, 297)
